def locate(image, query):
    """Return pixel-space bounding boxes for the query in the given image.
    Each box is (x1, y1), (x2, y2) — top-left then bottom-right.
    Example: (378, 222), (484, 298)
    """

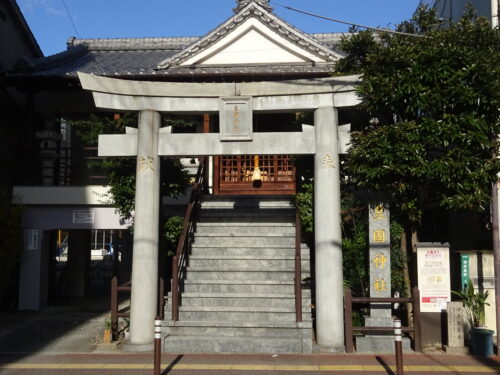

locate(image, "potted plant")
(103, 315), (112, 344)
(452, 280), (493, 356)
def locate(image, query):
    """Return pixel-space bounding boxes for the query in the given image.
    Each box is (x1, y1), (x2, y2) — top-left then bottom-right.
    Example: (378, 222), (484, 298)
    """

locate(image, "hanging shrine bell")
(251, 155), (261, 182)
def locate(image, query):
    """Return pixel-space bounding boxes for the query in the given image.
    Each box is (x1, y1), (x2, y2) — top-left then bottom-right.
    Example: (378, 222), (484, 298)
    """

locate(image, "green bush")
(163, 216), (184, 256)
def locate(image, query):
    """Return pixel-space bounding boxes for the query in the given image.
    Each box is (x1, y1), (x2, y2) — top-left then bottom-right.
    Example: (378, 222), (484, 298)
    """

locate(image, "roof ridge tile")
(68, 37), (201, 51)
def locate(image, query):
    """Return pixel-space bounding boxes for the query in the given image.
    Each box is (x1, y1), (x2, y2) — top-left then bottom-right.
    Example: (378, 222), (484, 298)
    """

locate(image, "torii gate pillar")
(128, 110), (161, 347)
(314, 107), (344, 350)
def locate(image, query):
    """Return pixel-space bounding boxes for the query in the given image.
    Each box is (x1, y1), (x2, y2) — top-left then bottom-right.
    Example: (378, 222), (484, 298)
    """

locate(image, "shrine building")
(7, 0), (362, 353)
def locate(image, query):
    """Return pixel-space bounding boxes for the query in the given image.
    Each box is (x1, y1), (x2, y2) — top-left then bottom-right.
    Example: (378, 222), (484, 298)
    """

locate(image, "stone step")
(198, 209), (294, 220)
(201, 198), (294, 209)
(187, 257), (310, 271)
(191, 244), (309, 253)
(193, 236), (294, 247)
(196, 221), (295, 227)
(163, 320), (311, 338)
(185, 269), (308, 281)
(195, 225), (296, 236)
(189, 251), (310, 260)
(162, 335), (311, 354)
(180, 280), (305, 294)
(190, 247), (309, 258)
(164, 319), (312, 328)
(167, 306), (312, 322)
(166, 293), (311, 308)
(170, 291), (312, 299)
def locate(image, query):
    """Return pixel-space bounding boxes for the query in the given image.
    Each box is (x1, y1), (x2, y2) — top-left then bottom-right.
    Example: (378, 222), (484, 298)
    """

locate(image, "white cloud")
(18, 0), (66, 18)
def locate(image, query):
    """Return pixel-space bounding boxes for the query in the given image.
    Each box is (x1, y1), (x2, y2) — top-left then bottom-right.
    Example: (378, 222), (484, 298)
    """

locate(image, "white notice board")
(24, 229), (39, 250)
(417, 244), (451, 312)
(73, 209), (95, 224)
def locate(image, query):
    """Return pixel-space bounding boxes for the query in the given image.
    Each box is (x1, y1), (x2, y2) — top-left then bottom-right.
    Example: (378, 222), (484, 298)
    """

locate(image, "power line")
(61, 0), (80, 38)
(276, 4), (426, 38)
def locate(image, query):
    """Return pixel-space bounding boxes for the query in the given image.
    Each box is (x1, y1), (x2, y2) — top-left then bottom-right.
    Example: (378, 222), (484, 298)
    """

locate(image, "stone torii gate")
(78, 72), (360, 351)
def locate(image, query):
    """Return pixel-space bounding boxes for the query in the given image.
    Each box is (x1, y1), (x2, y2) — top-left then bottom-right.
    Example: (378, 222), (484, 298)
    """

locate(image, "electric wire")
(61, 0), (80, 38)
(276, 3), (426, 38)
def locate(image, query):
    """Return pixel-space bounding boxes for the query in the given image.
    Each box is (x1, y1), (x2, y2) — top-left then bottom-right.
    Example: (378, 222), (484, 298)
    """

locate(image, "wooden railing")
(171, 157), (207, 321)
(294, 211), (303, 322)
(344, 287), (422, 353)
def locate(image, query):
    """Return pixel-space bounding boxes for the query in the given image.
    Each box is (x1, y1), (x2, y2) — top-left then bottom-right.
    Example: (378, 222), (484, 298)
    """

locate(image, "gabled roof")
(6, 1), (346, 82)
(157, 1), (342, 69)
(6, 33), (345, 81)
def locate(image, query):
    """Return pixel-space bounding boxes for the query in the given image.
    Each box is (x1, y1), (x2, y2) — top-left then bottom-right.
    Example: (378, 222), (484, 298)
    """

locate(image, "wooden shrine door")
(214, 155), (296, 195)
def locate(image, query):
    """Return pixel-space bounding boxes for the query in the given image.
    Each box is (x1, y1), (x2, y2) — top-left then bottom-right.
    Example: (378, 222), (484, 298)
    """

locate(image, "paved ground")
(0, 306), (499, 374)
(0, 310), (104, 353)
(0, 352), (499, 374)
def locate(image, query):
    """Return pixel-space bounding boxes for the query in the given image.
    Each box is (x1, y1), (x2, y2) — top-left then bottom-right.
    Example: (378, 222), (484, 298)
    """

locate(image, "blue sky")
(18, 0), (420, 56)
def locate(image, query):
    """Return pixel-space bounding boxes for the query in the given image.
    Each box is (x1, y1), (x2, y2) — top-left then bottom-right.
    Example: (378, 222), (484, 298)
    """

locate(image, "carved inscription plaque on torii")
(219, 97), (253, 141)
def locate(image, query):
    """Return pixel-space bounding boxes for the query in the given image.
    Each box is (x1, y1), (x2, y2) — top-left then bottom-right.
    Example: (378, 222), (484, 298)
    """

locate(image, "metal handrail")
(110, 276), (164, 341)
(171, 157), (207, 321)
(294, 211), (303, 322)
(344, 287), (422, 353)
(110, 277), (129, 340)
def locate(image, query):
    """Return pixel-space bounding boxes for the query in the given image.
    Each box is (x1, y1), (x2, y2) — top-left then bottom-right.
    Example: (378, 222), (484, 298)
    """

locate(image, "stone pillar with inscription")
(366, 203), (392, 325)
(358, 203), (402, 352)
(127, 110), (161, 349)
(356, 204), (411, 352)
(314, 106), (344, 350)
(444, 301), (468, 353)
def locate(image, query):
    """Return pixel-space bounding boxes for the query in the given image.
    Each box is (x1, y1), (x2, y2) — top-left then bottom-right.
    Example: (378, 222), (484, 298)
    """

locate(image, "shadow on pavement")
(375, 356), (395, 375)
(0, 294), (112, 360)
(162, 354), (184, 375)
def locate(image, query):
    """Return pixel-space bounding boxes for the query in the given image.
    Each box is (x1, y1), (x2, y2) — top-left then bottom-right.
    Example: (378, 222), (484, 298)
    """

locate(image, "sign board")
(416, 243), (451, 312)
(24, 229), (39, 250)
(460, 254), (470, 288)
(219, 97), (253, 141)
(72, 209), (95, 224)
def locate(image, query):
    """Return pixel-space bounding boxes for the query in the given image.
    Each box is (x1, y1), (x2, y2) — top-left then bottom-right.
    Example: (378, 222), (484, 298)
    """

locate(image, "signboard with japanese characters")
(460, 254), (470, 288)
(72, 209), (95, 224)
(219, 97), (253, 141)
(368, 203), (391, 319)
(417, 243), (451, 312)
(24, 229), (39, 250)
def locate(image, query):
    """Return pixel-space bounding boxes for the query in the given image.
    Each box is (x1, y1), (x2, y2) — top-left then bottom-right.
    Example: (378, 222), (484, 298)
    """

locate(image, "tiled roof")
(7, 33), (345, 80)
(158, 2), (342, 69)
(67, 36), (200, 51)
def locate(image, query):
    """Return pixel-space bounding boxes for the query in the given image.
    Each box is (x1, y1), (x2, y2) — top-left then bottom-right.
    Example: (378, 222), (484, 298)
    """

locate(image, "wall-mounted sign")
(417, 243), (451, 312)
(219, 97), (253, 141)
(460, 254), (470, 288)
(24, 230), (39, 250)
(73, 209), (95, 224)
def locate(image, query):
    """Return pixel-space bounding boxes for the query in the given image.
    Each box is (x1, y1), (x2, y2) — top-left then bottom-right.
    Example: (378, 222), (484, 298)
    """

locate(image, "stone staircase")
(163, 195), (313, 353)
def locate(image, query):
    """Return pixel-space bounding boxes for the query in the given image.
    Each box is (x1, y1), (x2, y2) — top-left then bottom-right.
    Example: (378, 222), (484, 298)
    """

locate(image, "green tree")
(336, 8), (500, 288)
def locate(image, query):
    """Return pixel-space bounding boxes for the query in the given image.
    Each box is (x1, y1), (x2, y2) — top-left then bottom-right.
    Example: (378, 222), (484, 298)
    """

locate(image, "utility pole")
(492, 0), (500, 354)
(492, 0), (498, 28)
(493, 183), (500, 352)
